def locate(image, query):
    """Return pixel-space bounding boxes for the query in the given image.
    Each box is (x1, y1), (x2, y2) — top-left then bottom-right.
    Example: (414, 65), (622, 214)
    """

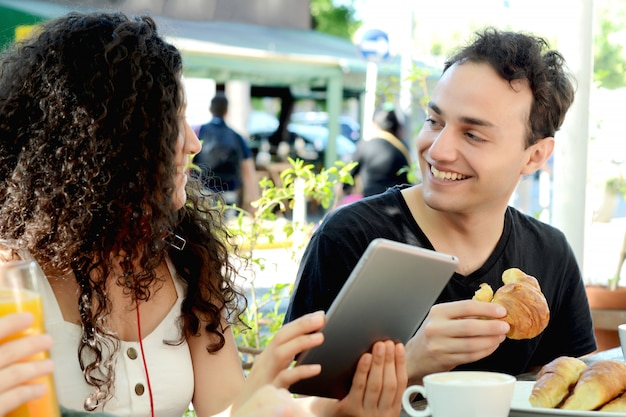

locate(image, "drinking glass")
(0, 260), (60, 417)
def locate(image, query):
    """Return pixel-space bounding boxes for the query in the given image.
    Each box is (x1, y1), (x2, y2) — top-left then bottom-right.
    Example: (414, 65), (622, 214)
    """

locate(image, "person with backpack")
(194, 93), (260, 213)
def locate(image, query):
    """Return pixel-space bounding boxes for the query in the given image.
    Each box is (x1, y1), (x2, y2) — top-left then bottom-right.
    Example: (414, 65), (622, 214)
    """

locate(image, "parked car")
(247, 110), (280, 137)
(286, 122), (356, 163)
(290, 111), (361, 143)
(247, 110), (357, 165)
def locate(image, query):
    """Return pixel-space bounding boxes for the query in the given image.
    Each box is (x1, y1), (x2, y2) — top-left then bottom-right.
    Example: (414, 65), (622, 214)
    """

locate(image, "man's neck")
(401, 185), (507, 276)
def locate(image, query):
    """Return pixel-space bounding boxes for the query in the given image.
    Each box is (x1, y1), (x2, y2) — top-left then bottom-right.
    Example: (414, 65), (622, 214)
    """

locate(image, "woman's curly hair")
(443, 28), (576, 148)
(0, 12), (245, 410)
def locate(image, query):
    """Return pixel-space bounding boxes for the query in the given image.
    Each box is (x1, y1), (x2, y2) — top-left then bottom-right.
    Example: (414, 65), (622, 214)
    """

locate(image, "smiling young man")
(284, 28), (596, 384)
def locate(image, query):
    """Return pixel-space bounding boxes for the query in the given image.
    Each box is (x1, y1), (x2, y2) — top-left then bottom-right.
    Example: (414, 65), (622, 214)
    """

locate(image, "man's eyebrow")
(427, 101), (442, 115)
(459, 116), (494, 128)
(427, 101), (494, 128)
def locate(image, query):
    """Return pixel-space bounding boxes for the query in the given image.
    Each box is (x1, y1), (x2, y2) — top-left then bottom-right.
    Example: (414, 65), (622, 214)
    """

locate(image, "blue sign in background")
(356, 28), (390, 62)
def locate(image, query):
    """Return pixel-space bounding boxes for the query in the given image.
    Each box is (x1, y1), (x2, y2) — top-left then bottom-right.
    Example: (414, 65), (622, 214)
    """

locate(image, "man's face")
(416, 61), (537, 215)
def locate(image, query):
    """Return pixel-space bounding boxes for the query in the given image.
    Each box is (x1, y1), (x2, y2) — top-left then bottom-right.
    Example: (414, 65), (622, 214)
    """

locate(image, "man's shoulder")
(505, 207), (574, 264)
(328, 188), (403, 220)
(507, 207), (566, 239)
(199, 119), (226, 134)
(318, 187), (413, 245)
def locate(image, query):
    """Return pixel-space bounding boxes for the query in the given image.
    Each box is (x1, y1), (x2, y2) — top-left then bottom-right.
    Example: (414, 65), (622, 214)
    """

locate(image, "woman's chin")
(173, 189), (187, 210)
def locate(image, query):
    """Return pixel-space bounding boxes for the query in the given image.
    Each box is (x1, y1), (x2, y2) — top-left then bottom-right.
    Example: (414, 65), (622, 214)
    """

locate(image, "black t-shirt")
(348, 137), (410, 197)
(284, 186), (596, 375)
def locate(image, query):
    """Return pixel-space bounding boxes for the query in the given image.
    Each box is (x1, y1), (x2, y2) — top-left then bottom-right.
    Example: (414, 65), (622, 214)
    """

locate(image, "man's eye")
(465, 132), (486, 142)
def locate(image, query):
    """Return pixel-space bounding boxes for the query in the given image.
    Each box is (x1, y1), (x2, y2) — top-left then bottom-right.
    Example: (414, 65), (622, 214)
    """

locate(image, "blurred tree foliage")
(310, 0), (361, 40)
(594, 0), (626, 89)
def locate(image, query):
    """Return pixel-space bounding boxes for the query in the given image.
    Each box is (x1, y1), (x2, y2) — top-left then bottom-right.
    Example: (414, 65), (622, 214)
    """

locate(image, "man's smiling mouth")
(431, 166), (468, 181)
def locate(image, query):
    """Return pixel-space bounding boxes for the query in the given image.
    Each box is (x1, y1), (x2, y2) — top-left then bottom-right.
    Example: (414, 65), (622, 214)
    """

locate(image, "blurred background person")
(193, 93), (260, 213)
(341, 103), (411, 202)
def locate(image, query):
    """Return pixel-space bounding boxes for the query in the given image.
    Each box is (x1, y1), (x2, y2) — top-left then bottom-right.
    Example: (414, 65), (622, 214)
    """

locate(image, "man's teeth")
(431, 166), (468, 180)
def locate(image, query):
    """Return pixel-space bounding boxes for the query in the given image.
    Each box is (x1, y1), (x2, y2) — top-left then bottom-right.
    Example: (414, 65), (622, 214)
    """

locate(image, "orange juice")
(0, 289), (60, 417)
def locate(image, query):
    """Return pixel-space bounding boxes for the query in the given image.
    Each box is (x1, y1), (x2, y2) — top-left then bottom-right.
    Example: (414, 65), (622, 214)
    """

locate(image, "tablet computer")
(289, 238), (458, 399)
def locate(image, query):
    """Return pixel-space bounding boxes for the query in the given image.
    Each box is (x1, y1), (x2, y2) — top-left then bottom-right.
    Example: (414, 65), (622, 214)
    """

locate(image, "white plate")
(509, 381), (621, 417)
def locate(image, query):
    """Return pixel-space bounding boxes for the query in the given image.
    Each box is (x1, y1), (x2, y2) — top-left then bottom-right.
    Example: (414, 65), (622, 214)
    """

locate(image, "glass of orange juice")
(0, 260), (60, 417)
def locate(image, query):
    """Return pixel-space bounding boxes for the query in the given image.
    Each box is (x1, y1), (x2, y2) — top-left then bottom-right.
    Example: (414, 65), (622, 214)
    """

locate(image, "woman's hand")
(231, 311), (325, 414)
(231, 385), (313, 417)
(0, 313), (55, 417)
(405, 300), (510, 383)
(319, 340), (407, 417)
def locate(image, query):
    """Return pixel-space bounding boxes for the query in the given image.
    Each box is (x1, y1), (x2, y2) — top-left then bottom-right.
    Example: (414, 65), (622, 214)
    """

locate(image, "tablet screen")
(289, 238), (458, 399)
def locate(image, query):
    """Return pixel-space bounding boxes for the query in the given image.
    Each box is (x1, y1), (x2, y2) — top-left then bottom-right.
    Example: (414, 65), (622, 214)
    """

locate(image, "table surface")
(399, 347), (625, 417)
(581, 346), (624, 362)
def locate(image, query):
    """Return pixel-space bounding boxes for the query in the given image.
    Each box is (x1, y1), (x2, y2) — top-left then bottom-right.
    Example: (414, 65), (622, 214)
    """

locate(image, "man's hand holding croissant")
(472, 268), (550, 340)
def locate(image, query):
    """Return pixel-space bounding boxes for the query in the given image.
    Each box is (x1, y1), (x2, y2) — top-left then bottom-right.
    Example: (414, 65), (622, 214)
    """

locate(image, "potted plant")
(585, 228), (626, 351)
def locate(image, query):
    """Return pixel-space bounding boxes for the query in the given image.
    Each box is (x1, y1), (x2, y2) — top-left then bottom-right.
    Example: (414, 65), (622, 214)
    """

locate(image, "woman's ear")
(522, 137), (554, 176)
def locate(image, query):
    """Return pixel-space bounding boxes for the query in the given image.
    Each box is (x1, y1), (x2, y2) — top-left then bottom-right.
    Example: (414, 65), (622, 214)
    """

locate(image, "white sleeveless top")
(39, 258), (194, 417)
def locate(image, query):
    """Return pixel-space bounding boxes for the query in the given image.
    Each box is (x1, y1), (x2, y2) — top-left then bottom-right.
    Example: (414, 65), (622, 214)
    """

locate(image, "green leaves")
(228, 158), (355, 368)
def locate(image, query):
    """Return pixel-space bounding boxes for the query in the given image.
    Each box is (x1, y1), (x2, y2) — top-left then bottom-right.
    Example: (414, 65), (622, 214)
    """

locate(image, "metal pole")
(324, 75), (342, 167)
(361, 61), (378, 142)
(551, 0), (594, 271)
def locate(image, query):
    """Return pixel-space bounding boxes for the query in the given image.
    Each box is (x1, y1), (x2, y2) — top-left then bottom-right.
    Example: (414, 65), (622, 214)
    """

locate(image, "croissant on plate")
(472, 268), (550, 339)
(528, 356), (587, 408)
(600, 392), (626, 412)
(560, 360), (626, 411)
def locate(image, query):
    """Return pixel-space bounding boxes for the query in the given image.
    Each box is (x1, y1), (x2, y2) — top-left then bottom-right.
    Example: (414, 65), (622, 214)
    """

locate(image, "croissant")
(529, 356), (587, 408)
(560, 360), (626, 411)
(473, 282), (493, 302)
(472, 268), (550, 339)
(600, 392), (626, 412)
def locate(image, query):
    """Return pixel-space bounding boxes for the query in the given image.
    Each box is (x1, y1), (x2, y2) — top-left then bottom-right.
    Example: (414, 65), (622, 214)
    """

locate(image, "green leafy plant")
(227, 158), (356, 367)
(605, 174), (626, 198)
(182, 158), (355, 417)
(236, 282), (293, 370)
(397, 160), (421, 185)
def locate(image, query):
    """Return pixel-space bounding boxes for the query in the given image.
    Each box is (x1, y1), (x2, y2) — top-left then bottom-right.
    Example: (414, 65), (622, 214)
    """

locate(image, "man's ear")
(522, 137), (554, 175)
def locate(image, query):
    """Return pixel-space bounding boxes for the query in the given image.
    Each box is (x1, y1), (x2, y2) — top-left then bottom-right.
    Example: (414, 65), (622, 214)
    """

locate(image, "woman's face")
(173, 104), (201, 210)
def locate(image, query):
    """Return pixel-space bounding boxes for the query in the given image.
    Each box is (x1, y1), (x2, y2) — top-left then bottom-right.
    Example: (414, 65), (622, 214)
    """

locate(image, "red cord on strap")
(136, 300), (155, 417)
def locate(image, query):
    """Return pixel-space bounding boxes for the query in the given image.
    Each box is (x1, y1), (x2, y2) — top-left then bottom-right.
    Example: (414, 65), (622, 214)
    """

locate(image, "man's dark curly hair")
(443, 28), (576, 147)
(0, 12), (245, 410)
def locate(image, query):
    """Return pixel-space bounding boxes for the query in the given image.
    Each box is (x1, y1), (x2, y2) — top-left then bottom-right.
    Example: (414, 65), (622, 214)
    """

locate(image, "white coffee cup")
(402, 371), (516, 417)
(619, 324), (626, 360)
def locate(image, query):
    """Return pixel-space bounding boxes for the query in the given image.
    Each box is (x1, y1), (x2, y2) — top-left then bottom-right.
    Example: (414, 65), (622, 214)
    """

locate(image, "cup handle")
(402, 385), (429, 417)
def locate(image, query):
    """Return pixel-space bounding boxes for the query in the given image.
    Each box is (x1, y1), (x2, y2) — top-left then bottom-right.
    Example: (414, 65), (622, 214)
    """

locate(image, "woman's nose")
(185, 122), (201, 155)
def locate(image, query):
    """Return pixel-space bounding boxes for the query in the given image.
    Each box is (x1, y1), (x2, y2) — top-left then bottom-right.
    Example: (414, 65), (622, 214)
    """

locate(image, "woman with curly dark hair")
(0, 11), (406, 417)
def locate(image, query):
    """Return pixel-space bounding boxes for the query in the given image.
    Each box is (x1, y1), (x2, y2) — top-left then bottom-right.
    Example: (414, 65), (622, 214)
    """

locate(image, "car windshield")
(290, 112), (360, 143)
